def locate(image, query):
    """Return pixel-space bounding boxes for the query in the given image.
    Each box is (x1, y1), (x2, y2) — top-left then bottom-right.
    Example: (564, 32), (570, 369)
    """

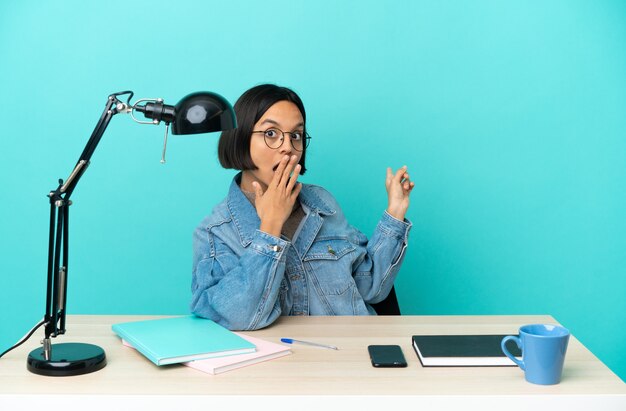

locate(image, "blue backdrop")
(1, 0), (624, 381)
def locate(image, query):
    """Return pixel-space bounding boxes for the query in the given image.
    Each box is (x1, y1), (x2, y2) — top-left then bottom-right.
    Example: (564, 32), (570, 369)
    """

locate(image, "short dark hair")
(218, 84), (308, 174)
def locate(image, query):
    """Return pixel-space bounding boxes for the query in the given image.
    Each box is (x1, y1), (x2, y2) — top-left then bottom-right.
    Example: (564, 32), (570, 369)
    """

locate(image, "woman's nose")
(279, 135), (294, 154)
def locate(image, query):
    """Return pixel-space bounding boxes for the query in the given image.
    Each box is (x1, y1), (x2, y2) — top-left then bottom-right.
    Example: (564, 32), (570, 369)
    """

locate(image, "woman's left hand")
(385, 165), (415, 221)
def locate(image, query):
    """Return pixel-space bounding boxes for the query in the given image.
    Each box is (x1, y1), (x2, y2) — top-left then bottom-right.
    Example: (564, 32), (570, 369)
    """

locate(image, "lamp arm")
(62, 91), (133, 198)
(43, 91), (133, 343)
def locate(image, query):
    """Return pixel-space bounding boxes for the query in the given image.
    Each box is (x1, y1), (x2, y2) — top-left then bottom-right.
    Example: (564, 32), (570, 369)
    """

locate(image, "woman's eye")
(292, 132), (303, 141)
(265, 129), (279, 138)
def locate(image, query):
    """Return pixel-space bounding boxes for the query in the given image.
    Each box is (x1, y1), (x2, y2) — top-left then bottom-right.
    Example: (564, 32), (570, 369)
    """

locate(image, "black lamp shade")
(172, 92), (237, 135)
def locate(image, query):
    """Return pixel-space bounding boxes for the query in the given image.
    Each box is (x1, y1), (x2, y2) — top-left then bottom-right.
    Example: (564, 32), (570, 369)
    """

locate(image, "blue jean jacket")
(191, 174), (412, 330)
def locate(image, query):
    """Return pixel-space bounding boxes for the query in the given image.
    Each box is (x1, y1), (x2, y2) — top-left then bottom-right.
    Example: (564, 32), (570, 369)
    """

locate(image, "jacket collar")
(226, 173), (335, 246)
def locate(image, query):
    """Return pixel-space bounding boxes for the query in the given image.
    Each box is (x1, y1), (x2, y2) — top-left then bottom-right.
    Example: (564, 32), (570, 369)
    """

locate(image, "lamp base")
(27, 342), (106, 376)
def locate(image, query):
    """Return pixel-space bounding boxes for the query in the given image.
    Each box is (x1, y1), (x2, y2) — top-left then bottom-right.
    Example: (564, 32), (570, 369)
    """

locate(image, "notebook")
(123, 333), (291, 374)
(112, 315), (256, 366)
(412, 334), (522, 367)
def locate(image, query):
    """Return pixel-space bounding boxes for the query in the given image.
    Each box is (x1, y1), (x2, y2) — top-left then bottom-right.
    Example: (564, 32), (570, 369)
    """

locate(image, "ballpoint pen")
(280, 338), (339, 350)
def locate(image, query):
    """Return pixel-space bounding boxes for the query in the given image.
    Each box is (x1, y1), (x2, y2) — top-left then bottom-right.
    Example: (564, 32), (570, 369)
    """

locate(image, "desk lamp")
(22, 90), (236, 376)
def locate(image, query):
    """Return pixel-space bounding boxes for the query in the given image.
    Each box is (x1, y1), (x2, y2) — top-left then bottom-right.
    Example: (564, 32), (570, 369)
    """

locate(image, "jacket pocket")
(304, 238), (356, 296)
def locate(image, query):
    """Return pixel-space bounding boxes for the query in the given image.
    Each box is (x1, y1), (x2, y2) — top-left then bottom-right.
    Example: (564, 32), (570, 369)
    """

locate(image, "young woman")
(191, 84), (415, 330)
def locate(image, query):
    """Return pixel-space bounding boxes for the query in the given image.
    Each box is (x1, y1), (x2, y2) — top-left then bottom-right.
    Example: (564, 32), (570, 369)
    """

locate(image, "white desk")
(1, 315), (624, 410)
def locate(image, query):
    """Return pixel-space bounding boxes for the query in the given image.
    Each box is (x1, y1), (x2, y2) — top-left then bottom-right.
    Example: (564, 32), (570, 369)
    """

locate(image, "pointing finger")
(394, 166), (408, 183)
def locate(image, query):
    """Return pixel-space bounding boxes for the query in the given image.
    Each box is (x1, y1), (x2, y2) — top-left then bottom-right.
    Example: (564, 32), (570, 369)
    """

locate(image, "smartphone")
(368, 345), (408, 368)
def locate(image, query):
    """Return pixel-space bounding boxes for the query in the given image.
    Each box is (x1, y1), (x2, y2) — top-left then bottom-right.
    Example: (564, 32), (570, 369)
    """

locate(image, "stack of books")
(112, 316), (291, 375)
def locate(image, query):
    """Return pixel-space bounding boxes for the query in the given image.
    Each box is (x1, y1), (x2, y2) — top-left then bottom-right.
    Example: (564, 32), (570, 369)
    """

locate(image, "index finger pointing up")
(393, 165), (408, 182)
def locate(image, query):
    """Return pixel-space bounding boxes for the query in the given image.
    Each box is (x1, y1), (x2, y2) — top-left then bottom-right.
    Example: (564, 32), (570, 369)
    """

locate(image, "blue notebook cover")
(112, 316), (256, 366)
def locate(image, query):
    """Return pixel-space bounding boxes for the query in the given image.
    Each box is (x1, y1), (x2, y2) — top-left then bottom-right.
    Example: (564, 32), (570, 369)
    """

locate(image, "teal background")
(1, 1), (624, 382)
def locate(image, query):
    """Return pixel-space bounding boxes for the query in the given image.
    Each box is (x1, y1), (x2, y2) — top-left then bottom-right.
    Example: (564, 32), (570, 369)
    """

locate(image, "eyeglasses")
(252, 128), (311, 152)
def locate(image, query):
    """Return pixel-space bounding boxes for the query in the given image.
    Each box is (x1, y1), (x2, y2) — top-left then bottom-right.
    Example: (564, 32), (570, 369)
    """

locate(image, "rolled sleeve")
(378, 211), (412, 242)
(250, 230), (290, 259)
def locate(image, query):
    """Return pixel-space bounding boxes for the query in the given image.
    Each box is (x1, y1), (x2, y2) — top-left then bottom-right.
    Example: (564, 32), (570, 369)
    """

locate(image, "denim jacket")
(191, 174), (412, 330)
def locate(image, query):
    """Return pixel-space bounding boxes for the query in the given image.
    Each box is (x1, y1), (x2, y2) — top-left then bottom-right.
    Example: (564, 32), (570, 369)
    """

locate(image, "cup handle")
(501, 335), (525, 370)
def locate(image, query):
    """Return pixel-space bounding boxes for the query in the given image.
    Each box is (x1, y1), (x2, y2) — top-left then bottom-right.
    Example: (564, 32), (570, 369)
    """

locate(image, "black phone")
(368, 345), (408, 368)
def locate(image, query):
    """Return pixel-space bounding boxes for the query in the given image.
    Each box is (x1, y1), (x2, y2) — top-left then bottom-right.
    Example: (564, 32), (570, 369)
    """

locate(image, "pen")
(280, 338), (338, 350)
